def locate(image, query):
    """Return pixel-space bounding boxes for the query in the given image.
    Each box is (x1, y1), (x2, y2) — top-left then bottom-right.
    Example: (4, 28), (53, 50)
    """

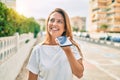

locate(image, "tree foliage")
(100, 24), (108, 29)
(0, 2), (40, 37)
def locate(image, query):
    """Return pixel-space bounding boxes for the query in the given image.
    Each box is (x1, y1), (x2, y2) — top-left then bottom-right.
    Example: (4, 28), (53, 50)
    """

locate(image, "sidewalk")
(79, 60), (116, 80)
(15, 53), (30, 80)
(0, 37), (36, 80)
(15, 38), (36, 80)
(16, 36), (43, 80)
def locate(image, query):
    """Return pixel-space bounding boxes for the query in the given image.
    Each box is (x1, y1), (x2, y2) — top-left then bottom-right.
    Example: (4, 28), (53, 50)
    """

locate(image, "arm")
(62, 46), (84, 78)
(28, 71), (38, 80)
(27, 46), (40, 80)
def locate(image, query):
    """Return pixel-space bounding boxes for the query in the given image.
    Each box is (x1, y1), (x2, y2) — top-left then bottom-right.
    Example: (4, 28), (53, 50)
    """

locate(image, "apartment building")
(89, 0), (120, 32)
(71, 16), (86, 32)
(0, 0), (16, 10)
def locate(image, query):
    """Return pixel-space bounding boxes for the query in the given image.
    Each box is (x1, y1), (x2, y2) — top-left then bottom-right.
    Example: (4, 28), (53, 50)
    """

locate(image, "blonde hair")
(44, 8), (83, 58)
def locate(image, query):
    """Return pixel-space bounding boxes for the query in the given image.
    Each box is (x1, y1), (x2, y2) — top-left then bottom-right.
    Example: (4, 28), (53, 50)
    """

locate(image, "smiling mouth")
(50, 27), (59, 31)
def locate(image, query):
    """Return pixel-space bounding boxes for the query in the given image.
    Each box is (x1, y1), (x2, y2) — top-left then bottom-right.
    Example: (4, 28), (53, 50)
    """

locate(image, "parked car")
(105, 35), (112, 41)
(81, 33), (90, 38)
(111, 37), (120, 42)
(99, 33), (108, 40)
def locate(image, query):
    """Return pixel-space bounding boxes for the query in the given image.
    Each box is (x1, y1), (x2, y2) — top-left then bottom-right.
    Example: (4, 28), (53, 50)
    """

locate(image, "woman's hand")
(55, 36), (72, 47)
(61, 46), (71, 52)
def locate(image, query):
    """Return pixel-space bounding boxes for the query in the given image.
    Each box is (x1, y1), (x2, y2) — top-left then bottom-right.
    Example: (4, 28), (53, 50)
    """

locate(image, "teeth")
(51, 28), (58, 31)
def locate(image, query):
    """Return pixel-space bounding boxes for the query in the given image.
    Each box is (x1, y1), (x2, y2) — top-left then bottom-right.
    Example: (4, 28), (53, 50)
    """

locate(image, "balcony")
(112, 3), (120, 7)
(99, 19), (107, 23)
(107, 27), (120, 32)
(114, 14), (120, 18)
(107, 21), (113, 25)
(98, 0), (108, 3)
(92, 19), (99, 23)
(97, 11), (106, 14)
(92, 7), (100, 12)
(92, 3), (107, 9)
(98, 5), (107, 8)
(116, 0), (120, 3)
(114, 22), (120, 25)
(114, 8), (120, 12)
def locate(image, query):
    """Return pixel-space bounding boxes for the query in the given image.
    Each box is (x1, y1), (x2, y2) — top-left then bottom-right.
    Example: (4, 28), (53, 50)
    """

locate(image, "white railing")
(0, 33), (33, 64)
(0, 36), (17, 63)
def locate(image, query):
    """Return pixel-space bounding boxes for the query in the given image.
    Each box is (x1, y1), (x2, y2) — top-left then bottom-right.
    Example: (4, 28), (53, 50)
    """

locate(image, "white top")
(26, 44), (82, 80)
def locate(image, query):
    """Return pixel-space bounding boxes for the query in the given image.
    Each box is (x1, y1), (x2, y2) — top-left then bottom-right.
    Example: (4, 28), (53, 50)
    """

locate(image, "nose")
(53, 21), (58, 26)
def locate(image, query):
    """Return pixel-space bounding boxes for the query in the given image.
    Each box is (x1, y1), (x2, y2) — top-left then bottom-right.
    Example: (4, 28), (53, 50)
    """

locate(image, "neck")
(50, 38), (57, 45)
(44, 38), (57, 45)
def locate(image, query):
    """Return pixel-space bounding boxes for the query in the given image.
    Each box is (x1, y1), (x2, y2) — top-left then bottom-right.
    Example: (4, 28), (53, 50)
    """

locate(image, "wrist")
(62, 46), (71, 52)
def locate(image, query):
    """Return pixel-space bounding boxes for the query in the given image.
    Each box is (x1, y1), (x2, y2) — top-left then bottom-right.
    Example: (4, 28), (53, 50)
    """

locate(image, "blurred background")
(0, 0), (120, 80)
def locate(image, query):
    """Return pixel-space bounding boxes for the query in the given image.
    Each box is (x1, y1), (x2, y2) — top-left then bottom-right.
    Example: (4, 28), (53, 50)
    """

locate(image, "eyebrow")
(50, 17), (64, 20)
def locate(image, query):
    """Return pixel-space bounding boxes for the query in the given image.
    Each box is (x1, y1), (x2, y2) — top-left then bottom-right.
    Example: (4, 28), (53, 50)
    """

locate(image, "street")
(74, 37), (120, 80)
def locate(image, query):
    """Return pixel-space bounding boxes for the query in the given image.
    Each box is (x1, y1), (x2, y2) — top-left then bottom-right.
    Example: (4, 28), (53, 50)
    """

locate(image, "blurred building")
(89, 0), (120, 32)
(70, 16), (86, 32)
(0, 0), (16, 10)
(36, 18), (46, 31)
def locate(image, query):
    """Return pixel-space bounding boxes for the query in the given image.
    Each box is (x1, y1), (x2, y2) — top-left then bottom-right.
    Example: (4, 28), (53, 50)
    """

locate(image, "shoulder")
(33, 42), (44, 48)
(30, 44), (43, 58)
(32, 45), (39, 50)
(32, 44), (43, 52)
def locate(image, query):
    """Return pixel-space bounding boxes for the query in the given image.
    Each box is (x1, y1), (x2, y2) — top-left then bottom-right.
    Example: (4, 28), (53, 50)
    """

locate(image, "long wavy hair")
(44, 8), (83, 58)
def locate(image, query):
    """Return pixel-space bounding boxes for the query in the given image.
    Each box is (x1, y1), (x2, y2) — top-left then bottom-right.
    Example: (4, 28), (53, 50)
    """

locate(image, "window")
(112, 0), (115, 3)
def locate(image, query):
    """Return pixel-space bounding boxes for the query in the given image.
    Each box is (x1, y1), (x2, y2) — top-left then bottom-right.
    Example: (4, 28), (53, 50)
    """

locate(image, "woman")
(26, 8), (84, 80)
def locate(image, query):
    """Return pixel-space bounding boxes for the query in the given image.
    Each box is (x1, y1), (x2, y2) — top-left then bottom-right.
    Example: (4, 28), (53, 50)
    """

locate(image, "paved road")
(16, 37), (120, 80)
(75, 38), (120, 80)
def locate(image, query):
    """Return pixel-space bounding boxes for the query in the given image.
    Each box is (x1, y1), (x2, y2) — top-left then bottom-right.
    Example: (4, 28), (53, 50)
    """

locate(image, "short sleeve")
(26, 45), (40, 74)
(71, 45), (82, 60)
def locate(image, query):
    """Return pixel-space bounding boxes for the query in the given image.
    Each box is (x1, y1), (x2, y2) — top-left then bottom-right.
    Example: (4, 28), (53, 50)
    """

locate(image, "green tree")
(72, 26), (78, 32)
(0, 2), (40, 37)
(100, 24), (108, 30)
(0, 2), (8, 36)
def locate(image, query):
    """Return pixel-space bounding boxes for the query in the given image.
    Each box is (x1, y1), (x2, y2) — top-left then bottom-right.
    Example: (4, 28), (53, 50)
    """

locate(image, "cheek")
(62, 26), (65, 32)
(47, 23), (52, 30)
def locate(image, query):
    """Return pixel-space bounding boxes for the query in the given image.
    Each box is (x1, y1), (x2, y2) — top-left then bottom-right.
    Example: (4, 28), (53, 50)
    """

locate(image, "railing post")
(14, 33), (19, 52)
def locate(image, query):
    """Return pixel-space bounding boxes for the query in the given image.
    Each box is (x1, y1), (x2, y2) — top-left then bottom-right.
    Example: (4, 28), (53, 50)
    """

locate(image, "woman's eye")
(49, 19), (54, 22)
(49, 18), (64, 24)
(58, 20), (63, 24)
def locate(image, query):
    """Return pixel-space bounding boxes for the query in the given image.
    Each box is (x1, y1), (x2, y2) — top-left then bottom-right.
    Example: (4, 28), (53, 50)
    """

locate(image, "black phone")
(56, 36), (72, 47)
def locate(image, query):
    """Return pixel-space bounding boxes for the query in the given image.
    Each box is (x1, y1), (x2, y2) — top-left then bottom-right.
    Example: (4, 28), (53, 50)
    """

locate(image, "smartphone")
(56, 36), (72, 47)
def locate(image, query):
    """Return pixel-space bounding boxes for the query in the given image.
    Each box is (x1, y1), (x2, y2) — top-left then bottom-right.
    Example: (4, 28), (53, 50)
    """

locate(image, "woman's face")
(48, 12), (65, 39)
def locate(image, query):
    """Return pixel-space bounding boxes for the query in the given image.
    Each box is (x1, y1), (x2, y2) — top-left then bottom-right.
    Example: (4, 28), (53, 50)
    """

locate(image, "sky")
(16, 0), (90, 19)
